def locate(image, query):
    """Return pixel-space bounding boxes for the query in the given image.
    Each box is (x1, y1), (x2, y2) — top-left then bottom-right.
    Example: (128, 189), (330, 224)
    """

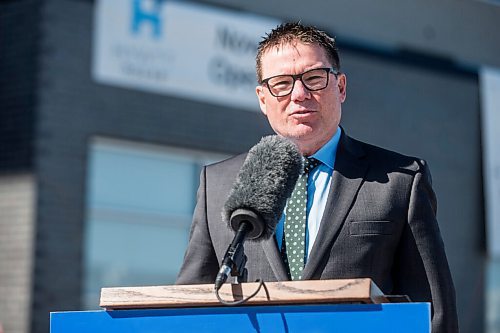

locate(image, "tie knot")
(304, 157), (320, 174)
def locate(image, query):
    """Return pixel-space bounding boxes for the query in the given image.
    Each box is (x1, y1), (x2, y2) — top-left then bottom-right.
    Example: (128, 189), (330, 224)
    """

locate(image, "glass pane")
(83, 138), (228, 309)
(487, 258), (500, 333)
(89, 143), (197, 215)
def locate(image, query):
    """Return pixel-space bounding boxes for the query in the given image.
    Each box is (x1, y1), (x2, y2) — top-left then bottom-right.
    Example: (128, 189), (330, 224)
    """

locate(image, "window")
(487, 259), (500, 332)
(83, 137), (228, 309)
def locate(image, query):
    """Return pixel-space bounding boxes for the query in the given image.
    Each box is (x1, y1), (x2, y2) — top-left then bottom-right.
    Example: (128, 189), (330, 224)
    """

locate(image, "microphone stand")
(214, 222), (249, 290)
(214, 210), (268, 305)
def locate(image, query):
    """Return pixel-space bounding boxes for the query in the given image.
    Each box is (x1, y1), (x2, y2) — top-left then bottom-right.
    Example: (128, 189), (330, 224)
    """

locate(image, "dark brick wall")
(0, 0), (39, 172)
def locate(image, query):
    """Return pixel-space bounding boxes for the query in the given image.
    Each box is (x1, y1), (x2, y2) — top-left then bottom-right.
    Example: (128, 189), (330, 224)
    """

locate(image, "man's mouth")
(290, 109), (316, 116)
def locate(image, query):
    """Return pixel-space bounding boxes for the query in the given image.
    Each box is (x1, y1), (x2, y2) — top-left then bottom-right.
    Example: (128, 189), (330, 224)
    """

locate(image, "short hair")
(256, 22), (340, 83)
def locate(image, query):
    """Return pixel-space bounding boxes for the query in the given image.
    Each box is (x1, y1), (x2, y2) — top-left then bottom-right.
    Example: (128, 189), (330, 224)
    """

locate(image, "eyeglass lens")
(266, 68), (332, 97)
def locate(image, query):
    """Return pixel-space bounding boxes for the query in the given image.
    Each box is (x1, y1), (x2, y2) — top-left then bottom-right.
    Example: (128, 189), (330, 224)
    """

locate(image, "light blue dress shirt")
(275, 127), (342, 263)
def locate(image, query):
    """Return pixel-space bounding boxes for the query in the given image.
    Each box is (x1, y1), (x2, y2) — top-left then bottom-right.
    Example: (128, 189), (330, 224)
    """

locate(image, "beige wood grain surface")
(100, 278), (388, 310)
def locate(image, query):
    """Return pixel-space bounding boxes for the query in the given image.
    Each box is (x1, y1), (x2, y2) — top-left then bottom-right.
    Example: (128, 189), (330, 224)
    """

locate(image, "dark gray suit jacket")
(177, 132), (458, 333)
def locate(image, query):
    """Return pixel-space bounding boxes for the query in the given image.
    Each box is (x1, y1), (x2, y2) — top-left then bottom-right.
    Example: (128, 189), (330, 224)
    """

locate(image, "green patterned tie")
(281, 157), (320, 280)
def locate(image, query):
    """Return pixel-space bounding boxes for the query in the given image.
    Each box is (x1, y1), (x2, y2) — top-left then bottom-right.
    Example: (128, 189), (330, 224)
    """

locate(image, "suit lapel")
(261, 237), (289, 281)
(302, 133), (369, 280)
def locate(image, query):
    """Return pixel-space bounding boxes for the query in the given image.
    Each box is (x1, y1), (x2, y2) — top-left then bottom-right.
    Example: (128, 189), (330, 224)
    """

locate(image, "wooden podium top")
(100, 278), (390, 310)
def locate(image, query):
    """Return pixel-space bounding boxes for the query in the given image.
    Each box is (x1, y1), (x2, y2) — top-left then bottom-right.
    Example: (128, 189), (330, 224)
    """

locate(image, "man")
(177, 22), (458, 332)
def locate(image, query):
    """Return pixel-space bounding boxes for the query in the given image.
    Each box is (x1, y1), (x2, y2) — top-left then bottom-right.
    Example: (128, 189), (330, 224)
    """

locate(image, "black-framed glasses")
(260, 67), (339, 97)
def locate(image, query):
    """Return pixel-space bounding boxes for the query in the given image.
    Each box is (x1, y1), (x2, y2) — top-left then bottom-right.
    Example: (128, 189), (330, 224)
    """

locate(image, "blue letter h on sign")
(131, 0), (164, 38)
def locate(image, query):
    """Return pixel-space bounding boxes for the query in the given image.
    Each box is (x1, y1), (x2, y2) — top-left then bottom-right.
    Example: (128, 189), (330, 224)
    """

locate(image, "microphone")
(215, 135), (302, 290)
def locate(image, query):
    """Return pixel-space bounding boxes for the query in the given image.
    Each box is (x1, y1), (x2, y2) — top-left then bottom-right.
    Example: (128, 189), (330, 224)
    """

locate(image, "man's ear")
(256, 85), (268, 116)
(338, 73), (347, 103)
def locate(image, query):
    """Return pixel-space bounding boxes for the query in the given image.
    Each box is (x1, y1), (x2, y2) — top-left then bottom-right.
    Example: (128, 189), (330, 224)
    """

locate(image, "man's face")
(256, 42), (347, 155)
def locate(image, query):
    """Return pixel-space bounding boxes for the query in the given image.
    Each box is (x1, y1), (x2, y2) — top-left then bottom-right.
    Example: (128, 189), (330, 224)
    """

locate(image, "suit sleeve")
(393, 160), (459, 333)
(176, 166), (219, 284)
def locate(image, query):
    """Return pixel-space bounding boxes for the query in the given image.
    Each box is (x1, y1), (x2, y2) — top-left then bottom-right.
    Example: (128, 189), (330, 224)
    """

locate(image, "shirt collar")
(309, 127), (341, 170)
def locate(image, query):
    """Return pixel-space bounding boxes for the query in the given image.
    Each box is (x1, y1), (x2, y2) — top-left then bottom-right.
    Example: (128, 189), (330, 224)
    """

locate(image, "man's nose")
(291, 79), (311, 101)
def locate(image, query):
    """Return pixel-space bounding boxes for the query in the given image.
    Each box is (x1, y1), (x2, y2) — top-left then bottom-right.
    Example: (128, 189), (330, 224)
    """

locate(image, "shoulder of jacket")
(346, 135), (428, 174)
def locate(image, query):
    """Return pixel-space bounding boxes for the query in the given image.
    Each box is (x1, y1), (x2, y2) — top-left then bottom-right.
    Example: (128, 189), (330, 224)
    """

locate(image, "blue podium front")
(51, 303), (430, 333)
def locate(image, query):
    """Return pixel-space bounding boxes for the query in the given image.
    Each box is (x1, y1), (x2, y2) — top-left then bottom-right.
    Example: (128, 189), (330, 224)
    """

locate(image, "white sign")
(480, 67), (500, 258)
(93, 0), (279, 111)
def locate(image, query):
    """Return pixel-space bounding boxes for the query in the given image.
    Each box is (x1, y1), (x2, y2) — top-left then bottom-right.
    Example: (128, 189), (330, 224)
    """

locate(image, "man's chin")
(285, 125), (316, 140)
(277, 131), (317, 148)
